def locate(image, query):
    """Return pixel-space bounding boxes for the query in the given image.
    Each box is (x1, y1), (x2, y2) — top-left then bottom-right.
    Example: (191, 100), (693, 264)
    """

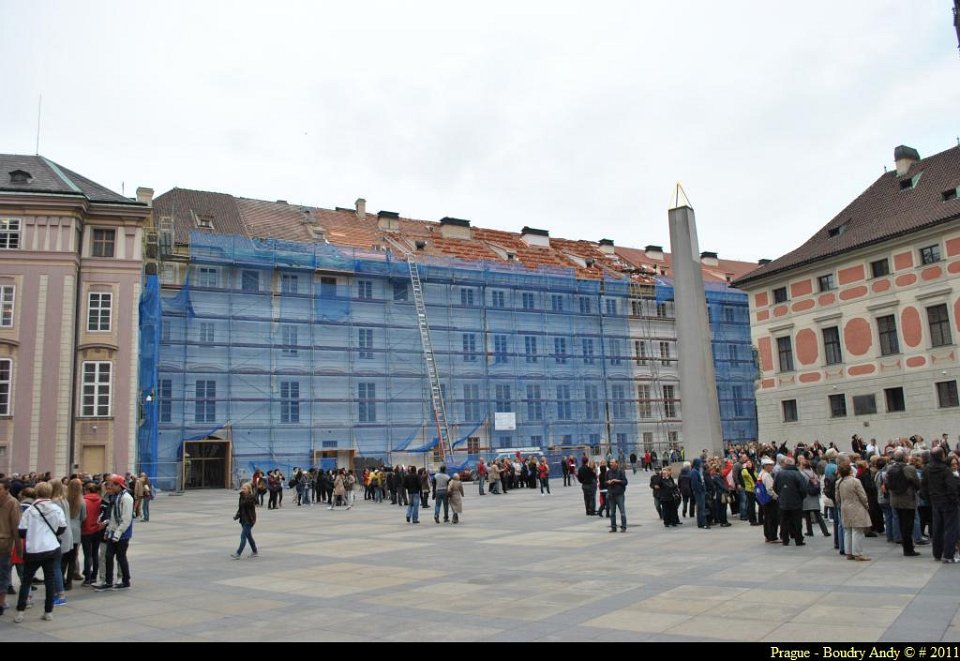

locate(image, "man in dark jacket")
(889, 449), (922, 557)
(606, 459), (629, 533)
(690, 458), (708, 529)
(576, 459), (597, 516)
(649, 470), (663, 520)
(773, 457), (807, 546)
(921, 447), (960, 562)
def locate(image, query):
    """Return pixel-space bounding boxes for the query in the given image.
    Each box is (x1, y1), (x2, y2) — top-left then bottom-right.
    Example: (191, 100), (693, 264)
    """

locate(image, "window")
(359, 328), (374, 359)
(199, 322), (215, 345)
(853, 394), (877, 416)
(828, 394), (847, 418)
(919, 244), (941, 265)
(357, 280), (373, 300)
(551, 294), (564, 312)
(467, 437), (481, 454)
(724, 307), (736, 324)
(662, 384), (677, 418)
(462, 333), (477, 362)
(728, 344), (739, 362)
(582, 338), (595, 364)
(194, 380), (216, 423)
(161, 323), (171, 345)
(0, 219), (21, 249)
(611, 384), (627, 419)
(556, 385), (572, 420)
(493, 335), (508, 364)
(0, 358), (11, 415)
(877, 315), (899, 355)
(498, 436), (513, 449)
(638, 385), (652, 418)
(944, 188), (960, 202)
(198, 267), (218, 288)
(525, 386), (543, 421)
(822, 326), (842, 365)
(280, 381), (300, 423)
(659, 341), (671, 365)
(884, 387), (905, 413)
(642, 432), (654, 450)
(281, 325), (298, 356)
(616, 433), (627, 452)
(579, 297), (591, 314)
(87, 292), (112, 332)
(80, 360), (113, 417)
(521, 292), (535, 310)
(392, 282), (408, 301)
(782, 399), (798, 423)
(554, 337), (567, 364)
(773, 287), (788, 304)
(524, 336), (538, 363)
(668, 431), (680, 447)
(463, 384), (481, 421)
(776, 336), (794, 372)
(358, 382), (376, 422)
(281, 274), (299, 295)
(588, 433), (601, 447)
(320, 277), (336, 298)
(605, 299), (617, 316)
(530, 435), (543, 447)
(936, 381), (959, 408)
(635, 340), (648, 366)
(631, 300), (643, 317)
(656, 302), (668, 318)
(870, 259), (890, 278)
(92, 229), (116, 258)
(460, 288), (475, 307)
(817, 273), (835, 292)
(241, 270), (260, 292)
(0, 285), (13, 327)
(158, 379), (171, 423)
(491, 290), (505, 308)
(732, 385), (745, 417)
(495, 385), (512, 412)
(584, 384), (599, 420)
(609, 339), (622, 365)
(928, 304), (953, 347)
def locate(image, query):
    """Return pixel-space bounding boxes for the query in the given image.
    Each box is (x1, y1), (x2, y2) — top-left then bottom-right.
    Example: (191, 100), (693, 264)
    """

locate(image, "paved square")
(4, 480), (959, 641)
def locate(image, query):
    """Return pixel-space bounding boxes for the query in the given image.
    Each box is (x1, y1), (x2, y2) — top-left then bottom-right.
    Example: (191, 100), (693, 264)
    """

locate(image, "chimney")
(438, 216), (472, 240)
(700, 251), (719, 267)
(377, 210), (400, 232)
(894, 145), (920, 177)
(520, 226), (550, 248)
(758, 258), (772, 266)
(597, 238), (615, 255)
(136, 187), (154, 206)
(355, 197), (366, 220)
(644, 244), (664, 261)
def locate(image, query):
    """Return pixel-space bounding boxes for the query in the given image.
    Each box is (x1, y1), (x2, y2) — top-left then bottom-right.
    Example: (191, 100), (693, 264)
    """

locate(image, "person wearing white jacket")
(14, 481), (66, 623)
(94, 475), (134, 592)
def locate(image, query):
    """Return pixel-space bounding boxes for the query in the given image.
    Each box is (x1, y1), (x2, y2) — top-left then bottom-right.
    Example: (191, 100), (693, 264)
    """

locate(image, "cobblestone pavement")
(3, 479), (959, 641)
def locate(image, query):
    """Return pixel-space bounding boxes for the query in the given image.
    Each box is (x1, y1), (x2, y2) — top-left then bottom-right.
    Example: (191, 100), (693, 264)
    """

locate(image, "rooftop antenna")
(35, 94), (42, 155)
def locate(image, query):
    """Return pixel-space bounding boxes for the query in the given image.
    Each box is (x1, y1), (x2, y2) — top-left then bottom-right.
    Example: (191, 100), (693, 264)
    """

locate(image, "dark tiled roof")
(154, 188), (247, 245)
(734, 145), (960, 288)
(0, 154), (142, 205)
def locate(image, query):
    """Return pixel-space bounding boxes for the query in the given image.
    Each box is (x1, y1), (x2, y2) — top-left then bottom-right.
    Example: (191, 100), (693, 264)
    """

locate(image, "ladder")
(408, 259), (454, 463)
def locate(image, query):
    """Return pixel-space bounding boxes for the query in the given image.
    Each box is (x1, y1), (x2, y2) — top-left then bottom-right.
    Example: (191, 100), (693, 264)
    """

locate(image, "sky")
(1, 1), (958, 264)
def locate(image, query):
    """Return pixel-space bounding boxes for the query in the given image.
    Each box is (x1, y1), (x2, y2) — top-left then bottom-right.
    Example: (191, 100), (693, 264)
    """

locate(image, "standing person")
(0, 478), (21, 617)
(329, 470), (345, 510)
(230, 482), (258, 559)
(659, 467), (681, 527)
(432, 465), (450, 524)
(577, 458), (597, 516)
(94, 475), (134, 591)
(709, 464), (731, 527)
(63, 479), (86, 593)
(629, 452), (638, 475)
(137, 474), (153, 521)
(13, 481), (65, 623)
(561, 456), (570, 487)
(740, 459), (759, 525)
(80, 482), (102, 586)
(267, 471), (279, 510)
(597, 461), (609, 518)
(690, 458), (708, 529)
(403, 466), (421, 524)
(476, 458), (487, 496)
(487, 461), (500, 495)
(418, 468), (430, 508)
(448, 472), (465, 524)
(344, 470), (356, 510)
(836, 462), (872, 561)
(678, 461), (694, 519)
(773, 457), (807, 546)
(48, 480), (70, 603)
(798, 455), (829, 537)
(537, 457), (551, 495)
(649, 468), (664, 520)
(887, 449), (922, 557)
(921, 447), (960, 563)
(758, 457), (780, 543)
(606, 459), (629, 533)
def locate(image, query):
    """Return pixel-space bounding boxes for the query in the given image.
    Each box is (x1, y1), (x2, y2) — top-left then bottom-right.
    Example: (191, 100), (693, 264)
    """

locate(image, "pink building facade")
(0, 155), (150, 476)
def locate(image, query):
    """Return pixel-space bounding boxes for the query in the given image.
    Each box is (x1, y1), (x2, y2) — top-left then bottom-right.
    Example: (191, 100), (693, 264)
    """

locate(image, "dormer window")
(827, 221), (848, 238)
(899, 172), (922, 191)
(195, 212), (214, 230)
(943, 187), (959, 202)
(9, 170), (32, 184)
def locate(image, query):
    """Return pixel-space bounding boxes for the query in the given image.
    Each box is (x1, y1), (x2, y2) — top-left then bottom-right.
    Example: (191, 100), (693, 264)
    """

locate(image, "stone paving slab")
(2, 480), (959, 641)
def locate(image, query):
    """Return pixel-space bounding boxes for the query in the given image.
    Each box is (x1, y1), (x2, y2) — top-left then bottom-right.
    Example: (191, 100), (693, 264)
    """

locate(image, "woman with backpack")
(799, 454), (829, 536)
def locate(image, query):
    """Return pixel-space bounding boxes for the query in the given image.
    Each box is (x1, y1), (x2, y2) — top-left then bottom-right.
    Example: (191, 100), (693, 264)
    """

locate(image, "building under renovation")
(137, 191), (758, 489)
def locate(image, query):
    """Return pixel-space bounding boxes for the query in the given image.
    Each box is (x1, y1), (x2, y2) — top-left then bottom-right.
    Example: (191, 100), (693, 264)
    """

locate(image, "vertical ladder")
(408, 259), (454, 463)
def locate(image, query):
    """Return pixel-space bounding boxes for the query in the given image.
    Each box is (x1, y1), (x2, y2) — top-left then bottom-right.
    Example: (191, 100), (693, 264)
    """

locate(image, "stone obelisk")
(667, 184), (724, 457)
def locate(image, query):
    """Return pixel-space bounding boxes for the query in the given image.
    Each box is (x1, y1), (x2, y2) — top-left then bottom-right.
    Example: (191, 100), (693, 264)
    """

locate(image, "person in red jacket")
(537, 458), (551, 495)
(80, 482), (102, 586)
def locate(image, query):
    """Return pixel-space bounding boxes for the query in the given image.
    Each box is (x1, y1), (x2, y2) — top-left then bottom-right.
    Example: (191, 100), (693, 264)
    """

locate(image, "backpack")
(755, 480), (772, 505)
(885, 463), (909, 495)
(805, 475), (821, 497)
(823, 473), (837, 501)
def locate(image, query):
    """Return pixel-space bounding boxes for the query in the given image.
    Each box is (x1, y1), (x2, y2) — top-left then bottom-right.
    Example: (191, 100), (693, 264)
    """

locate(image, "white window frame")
(87, 292), (112, 332)
(199, 321), (216, 344)
(0, 285), (14, 328)
(0, 218), (22, 250)
(81, 361), (112, 417)
(197, 267), (219, 288)
(0, 358), (12, 415)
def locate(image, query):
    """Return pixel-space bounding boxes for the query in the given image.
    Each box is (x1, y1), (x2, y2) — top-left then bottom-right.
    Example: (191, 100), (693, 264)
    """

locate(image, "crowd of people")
(0, 470), (147, 624)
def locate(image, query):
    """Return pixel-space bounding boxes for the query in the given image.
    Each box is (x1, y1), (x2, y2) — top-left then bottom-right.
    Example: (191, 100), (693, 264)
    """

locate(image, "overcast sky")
(1, 1), (957, 263)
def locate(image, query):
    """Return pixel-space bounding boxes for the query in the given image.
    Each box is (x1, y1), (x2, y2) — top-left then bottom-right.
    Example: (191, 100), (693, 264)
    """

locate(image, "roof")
(733, 145), (960, 288)
(0, 154), (143, 205)
(154, 187), (755, 285)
